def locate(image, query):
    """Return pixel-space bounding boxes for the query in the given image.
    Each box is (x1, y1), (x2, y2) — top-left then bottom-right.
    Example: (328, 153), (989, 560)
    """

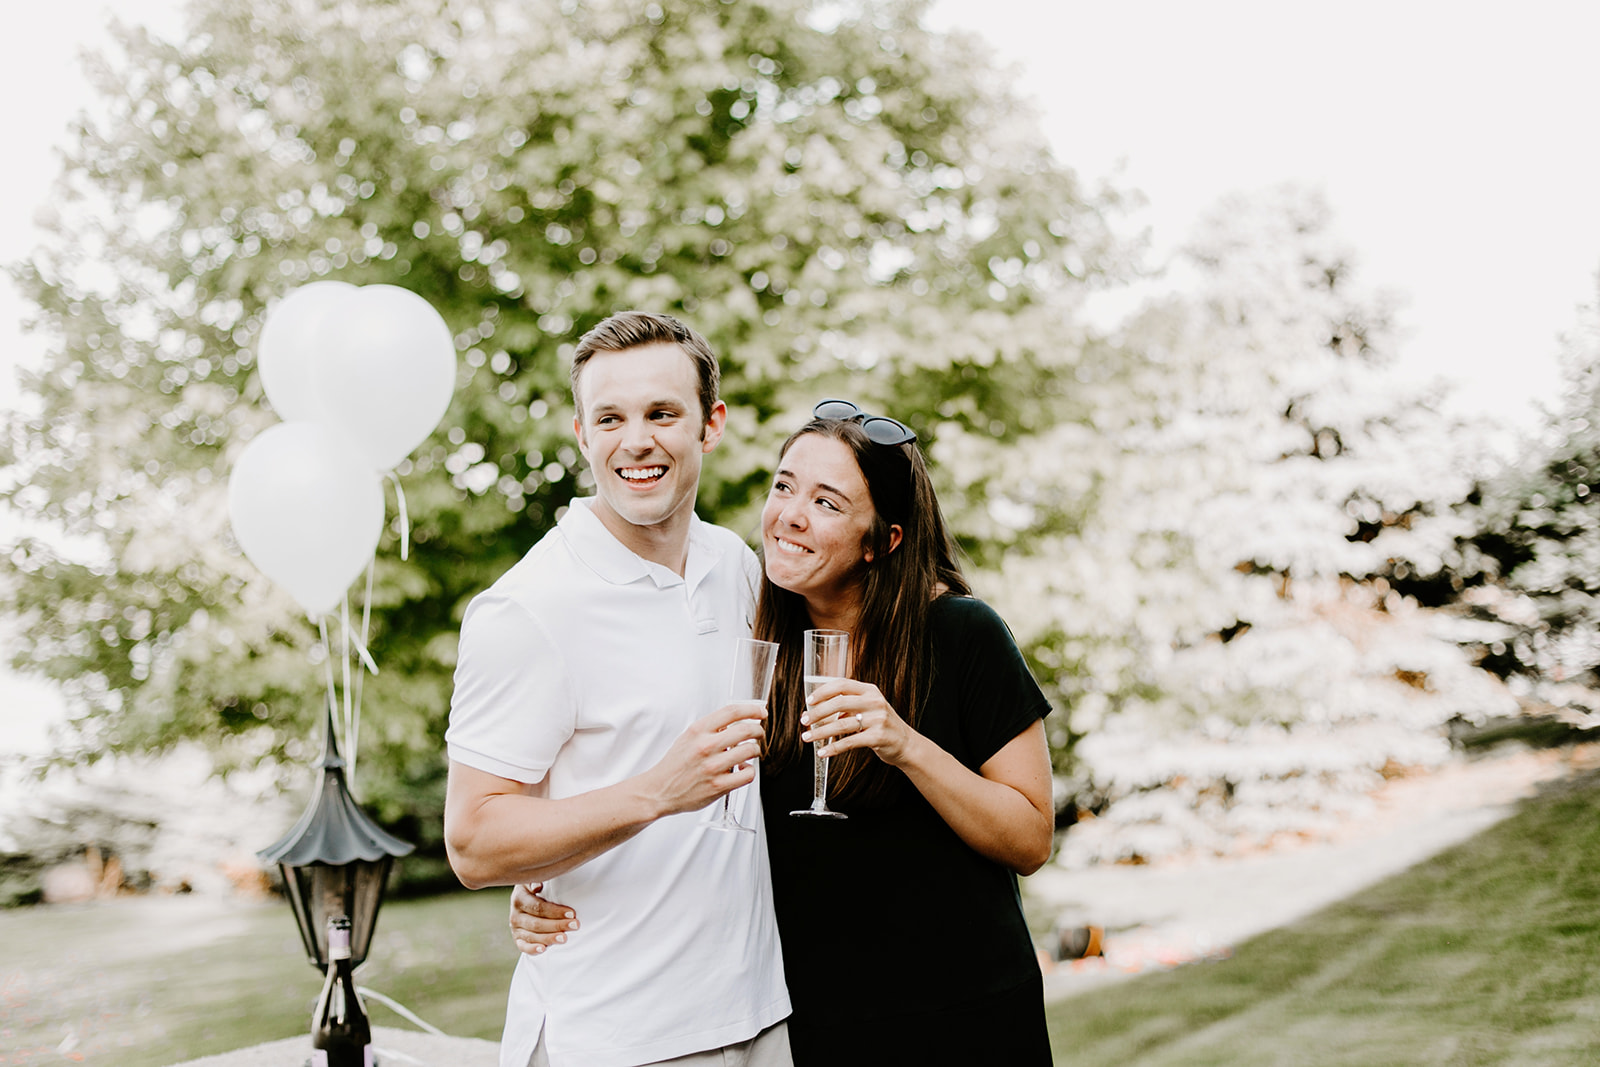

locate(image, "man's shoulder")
(476, 523), (584, 607)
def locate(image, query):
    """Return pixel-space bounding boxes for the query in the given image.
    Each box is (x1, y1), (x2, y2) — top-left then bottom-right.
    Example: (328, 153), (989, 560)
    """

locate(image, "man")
(444, 311), (791, 1067)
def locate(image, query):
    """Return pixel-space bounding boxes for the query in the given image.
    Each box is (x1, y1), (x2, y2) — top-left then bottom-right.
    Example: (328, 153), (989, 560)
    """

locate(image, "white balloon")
(256, 281), (358, 422)
(227, 422), (385, 617)
(314, 285), (457, 470)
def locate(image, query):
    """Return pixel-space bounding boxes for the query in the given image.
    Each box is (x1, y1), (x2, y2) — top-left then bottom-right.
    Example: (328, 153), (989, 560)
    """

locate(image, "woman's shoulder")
(929, 593), (1013, 637)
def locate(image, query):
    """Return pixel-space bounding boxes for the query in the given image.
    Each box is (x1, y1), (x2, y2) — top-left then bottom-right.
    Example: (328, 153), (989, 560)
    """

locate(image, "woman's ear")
(863, 524), (902, 564)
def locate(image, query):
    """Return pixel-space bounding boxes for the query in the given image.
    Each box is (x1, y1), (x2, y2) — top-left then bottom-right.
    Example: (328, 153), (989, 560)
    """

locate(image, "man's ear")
(700, 400), (728, 453)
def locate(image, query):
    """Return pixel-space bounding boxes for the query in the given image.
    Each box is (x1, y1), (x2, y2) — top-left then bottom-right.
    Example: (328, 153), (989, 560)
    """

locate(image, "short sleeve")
(445, 592), (576, 783)
(935, 597), (1053, 768)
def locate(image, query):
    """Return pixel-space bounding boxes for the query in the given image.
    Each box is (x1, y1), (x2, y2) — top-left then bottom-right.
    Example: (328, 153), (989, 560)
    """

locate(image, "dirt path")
(1027, 744), (1595, 998)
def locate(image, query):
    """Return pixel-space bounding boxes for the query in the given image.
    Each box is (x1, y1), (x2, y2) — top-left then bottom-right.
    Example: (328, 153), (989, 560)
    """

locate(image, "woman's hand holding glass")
(790, 628), (850, 818)
(801, 677), (920, 767)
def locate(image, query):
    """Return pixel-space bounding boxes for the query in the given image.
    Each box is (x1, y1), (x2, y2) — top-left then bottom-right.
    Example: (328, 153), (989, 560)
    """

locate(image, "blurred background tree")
(1428, 291), (1600, 724)
(0, 0), (1129, 885)
(4, 0), (1558, 888)
(976, 188), (1518, 863)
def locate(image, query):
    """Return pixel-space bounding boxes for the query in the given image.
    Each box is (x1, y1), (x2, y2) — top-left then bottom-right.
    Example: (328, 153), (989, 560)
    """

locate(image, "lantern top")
(258, 707), (414, 867)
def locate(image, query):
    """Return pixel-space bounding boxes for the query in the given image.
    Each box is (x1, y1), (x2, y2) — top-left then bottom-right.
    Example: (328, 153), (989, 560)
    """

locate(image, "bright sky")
(926, 0), (1600, 426)
(3, 0), (1599, 748)
(4, 1), (1597, 417)
(0, 0), (186, 417)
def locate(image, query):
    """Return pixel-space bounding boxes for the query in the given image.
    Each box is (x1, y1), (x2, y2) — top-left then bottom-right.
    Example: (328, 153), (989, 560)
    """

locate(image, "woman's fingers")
(805, 708), (876, 753)
(515, 929), (569, 955)
(509, 882), (579, 956)
(511, 881), (578, 921)
(801, 681), (911, 760)
(801, 708), (860, 742)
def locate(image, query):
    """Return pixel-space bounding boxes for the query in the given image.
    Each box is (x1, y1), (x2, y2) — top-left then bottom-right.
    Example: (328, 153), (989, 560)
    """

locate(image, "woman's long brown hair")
(756, 418), (969, 807)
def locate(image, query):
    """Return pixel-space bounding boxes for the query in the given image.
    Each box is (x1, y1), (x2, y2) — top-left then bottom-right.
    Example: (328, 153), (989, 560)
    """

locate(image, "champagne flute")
(790, 628), (849, 820)
(702, 637), (780, 833)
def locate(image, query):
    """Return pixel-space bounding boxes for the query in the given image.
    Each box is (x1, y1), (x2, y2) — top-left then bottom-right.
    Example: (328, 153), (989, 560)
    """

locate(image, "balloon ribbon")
(387, 471), (411, 562)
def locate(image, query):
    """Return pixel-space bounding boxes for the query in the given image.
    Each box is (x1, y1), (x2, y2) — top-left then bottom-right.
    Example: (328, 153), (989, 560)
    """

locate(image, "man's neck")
(589, 501), (693, 576)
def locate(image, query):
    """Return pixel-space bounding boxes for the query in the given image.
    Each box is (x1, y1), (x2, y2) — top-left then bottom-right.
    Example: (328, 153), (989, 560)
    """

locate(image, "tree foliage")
(1437, 290), (1600, 718)
(985, 189), (1514, 863)
(6, 0), (1527, 881)
(1, 0), (1124, 870)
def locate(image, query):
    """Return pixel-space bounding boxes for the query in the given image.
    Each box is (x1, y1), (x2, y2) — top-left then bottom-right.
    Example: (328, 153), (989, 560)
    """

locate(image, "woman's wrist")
(888, 724), (934, 772)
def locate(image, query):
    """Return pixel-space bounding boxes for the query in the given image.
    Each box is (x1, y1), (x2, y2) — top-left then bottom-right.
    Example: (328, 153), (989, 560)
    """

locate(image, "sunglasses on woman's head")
(812, 398), (917, 446)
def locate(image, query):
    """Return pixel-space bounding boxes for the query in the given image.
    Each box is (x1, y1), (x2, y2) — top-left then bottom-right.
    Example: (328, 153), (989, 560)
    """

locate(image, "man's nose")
(621, 421), (656, 453)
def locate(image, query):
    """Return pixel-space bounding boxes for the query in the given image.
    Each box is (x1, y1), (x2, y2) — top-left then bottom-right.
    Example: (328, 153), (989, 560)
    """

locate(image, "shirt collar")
(560, 497), (725, 592)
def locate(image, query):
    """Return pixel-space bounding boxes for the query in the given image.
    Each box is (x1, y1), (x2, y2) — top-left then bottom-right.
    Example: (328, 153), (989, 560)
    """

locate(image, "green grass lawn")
(6, 768), (1600, 1065)
(1044, 768), (1600, 1066)
(0, 887), (519, 1065)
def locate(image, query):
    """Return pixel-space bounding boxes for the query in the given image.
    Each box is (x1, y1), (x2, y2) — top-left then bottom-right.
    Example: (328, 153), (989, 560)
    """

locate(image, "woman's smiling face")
(760, 433), (882, 608)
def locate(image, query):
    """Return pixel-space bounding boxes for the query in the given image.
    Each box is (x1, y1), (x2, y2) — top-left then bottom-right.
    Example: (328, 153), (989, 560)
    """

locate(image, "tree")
(979, 188), (1514, 863)
(1, 0), (1123, 878)
(1441, 286), (1600, 719)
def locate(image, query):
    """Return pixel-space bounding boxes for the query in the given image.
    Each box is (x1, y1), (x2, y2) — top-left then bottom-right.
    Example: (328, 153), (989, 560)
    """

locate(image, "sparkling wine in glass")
(790, 628), (849, 820)
(703, 637), (780, 833)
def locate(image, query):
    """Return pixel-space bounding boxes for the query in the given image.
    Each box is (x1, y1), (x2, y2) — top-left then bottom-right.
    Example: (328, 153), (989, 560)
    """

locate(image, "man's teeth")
(619, 467), (666, 482)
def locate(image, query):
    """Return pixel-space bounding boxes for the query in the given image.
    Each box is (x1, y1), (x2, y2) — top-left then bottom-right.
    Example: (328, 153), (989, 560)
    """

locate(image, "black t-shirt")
(761, 596), (1053, 1058)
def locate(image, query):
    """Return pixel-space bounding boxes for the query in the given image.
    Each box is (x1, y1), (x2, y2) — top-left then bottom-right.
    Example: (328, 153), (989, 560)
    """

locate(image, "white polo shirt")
(446, 498), (789, 1067)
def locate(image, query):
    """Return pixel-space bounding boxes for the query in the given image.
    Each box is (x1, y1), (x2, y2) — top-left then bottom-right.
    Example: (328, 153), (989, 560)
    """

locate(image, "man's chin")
(601, 497), (677, 531)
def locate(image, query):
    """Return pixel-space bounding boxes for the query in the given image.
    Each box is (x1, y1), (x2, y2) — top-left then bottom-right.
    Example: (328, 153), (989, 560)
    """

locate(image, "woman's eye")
(816, 498), (839, 512)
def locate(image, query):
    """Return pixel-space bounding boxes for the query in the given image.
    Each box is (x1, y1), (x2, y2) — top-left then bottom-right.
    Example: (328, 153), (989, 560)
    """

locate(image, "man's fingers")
(696, 720), (764, 760)
(703, 701), (769, 731)
(711, 734), (763, 776)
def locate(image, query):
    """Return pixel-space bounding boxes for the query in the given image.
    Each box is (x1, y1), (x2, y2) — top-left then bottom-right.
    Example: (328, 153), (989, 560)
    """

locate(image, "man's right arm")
(444, 700), (766, 889)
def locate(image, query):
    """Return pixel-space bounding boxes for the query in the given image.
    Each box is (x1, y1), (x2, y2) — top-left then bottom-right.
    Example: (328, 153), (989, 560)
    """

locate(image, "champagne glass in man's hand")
(702, 637), (780, 833)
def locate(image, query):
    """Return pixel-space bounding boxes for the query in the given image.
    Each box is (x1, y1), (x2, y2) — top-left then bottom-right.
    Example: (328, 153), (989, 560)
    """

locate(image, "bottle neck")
(328, 925), (352, 963)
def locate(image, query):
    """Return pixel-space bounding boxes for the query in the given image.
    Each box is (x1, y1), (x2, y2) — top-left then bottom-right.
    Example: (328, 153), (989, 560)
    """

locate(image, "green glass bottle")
(310, 915), (372, 1067)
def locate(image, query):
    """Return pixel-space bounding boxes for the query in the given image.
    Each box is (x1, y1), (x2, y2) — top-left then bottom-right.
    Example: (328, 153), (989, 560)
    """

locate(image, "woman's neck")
(803, 591), (861, 637)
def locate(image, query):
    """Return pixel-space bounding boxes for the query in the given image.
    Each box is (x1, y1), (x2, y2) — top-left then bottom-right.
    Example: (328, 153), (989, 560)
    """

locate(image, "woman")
(513, 401), (1055, 1064)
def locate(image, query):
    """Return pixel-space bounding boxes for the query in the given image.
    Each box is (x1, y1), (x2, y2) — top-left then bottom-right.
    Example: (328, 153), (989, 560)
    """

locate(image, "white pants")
(528, 1020), (792, 1067)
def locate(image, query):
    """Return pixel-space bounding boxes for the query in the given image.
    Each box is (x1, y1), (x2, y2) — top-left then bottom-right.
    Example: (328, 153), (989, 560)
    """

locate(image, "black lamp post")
(259, 706), (414, 972)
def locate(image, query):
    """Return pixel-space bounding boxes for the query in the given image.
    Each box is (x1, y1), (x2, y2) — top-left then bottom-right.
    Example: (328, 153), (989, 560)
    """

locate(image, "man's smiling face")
(573, 342), (725, 558)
